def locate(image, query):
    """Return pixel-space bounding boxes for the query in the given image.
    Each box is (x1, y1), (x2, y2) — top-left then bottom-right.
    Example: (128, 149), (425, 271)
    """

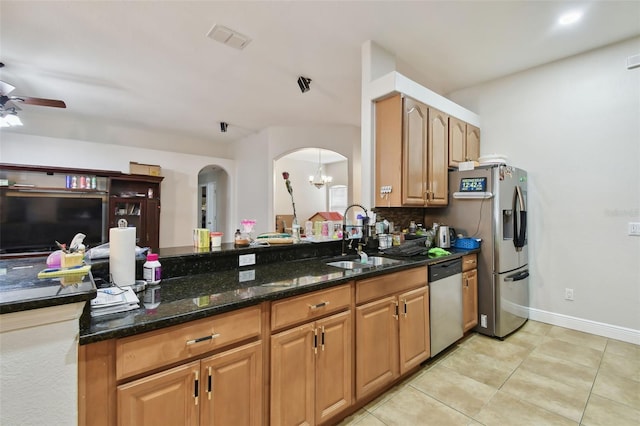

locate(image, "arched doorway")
(198, 165), (229, 236)
(273, 148), (347, 233)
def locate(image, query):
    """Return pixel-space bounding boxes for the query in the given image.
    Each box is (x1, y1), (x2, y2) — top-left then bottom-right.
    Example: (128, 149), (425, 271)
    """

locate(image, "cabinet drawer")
(356, 267), (426, 305)
(271, 284), (352, 332)
(462, 254), (478, 272)
(116, 305), (261, 380)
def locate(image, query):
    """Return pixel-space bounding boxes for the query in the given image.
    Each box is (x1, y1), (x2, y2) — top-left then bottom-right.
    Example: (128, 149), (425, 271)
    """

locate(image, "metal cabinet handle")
(309, 301), (329, 310)
(186, 333), (220, 345)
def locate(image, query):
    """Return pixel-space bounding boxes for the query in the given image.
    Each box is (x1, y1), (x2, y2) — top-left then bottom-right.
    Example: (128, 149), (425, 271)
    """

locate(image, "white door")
(199, 182), (217, 232)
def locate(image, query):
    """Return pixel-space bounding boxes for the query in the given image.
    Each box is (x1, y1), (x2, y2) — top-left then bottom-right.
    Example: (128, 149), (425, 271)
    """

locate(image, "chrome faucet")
(342, 204), (369, 256)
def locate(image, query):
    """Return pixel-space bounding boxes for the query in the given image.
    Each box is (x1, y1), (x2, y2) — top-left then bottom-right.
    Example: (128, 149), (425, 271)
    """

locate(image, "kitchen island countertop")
(0, 242), (478, 345)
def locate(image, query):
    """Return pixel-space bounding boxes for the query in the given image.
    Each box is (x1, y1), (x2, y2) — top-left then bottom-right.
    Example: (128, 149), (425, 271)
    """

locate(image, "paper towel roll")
(110, 227), (136, 286)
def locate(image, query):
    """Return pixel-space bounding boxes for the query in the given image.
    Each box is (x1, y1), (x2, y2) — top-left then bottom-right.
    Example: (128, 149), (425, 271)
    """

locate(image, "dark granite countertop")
(0, 240), (478, 345)
(0, 257), (96, 314)
(79, 244), (478, 345)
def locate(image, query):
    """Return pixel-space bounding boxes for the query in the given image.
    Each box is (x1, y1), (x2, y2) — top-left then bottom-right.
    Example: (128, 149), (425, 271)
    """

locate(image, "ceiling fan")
(0, 62), (66, 126)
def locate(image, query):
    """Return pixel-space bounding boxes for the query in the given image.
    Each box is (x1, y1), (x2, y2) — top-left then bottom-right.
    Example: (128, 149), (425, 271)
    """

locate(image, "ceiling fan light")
(5, 114), (22, 126)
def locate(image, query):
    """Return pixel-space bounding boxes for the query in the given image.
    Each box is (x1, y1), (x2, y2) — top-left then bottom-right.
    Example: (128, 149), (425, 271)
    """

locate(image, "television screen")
(0, 193), (107, 254)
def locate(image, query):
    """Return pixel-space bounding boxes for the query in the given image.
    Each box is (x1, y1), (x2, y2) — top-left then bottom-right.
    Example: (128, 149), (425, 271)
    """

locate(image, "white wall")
(252, 126), (360, 235)
(0, 133), (236, 247)
(0, 303), (85, 426)
(448, 37), (640, 336)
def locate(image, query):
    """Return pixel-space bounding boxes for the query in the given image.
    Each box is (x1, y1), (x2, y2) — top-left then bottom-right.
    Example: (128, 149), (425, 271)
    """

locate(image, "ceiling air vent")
(206, 24), (251, 50)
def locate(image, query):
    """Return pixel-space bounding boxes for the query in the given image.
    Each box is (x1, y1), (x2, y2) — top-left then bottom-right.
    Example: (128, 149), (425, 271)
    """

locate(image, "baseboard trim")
(529, 308), (640, 345)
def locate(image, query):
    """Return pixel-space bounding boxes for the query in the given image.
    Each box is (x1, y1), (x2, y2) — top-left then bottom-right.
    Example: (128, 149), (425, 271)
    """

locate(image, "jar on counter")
(143, 253), (162, 285)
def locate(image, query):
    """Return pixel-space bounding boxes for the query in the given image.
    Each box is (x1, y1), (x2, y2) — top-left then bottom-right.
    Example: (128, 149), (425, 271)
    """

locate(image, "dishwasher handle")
(428, 259), (462, 281)
(504, 270), (529, 282)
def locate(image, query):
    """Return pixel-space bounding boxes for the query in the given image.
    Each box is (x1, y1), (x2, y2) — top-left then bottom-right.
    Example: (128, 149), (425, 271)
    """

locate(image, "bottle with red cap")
(143, 253), (162, 285)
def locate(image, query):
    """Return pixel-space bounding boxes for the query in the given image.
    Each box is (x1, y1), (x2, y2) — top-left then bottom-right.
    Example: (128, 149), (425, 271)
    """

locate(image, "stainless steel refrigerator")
(441, 165), (529, 338)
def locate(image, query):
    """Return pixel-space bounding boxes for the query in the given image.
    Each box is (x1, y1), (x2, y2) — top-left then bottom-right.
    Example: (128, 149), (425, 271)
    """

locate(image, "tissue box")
(61, 252), (84, 268)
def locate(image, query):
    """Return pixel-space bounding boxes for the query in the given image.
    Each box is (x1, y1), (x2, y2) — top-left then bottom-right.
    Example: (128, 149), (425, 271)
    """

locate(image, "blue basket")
(453, 238), (481, 249)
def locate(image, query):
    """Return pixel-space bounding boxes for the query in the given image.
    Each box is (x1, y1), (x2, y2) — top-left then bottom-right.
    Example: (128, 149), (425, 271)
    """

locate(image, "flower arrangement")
(282, 172), (297, 221)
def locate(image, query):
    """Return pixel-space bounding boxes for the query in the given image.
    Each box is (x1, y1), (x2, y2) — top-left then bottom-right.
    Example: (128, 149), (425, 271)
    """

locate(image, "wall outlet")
(238, 253), (256, 267)
(565, 288), (574, 301)
(480, 314), (487, 328)
(629, 222), (640, 236)
(238, 269), (255, 282)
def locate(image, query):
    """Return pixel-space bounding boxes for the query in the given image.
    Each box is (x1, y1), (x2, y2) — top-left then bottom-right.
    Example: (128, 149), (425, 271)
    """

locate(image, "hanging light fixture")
(309, 149), (332, 189)
(0, 109), (23, 127)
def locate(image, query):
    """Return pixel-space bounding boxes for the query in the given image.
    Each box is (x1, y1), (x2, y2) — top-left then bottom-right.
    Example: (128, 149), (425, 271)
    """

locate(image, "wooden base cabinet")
(118, 360), (200, 426)
(117, 341), (262, 426)
(355, 268), (430, 400)
(462, 254), (479, 332)
(463, 269), (478, 332)
(270, 311), (352, 426)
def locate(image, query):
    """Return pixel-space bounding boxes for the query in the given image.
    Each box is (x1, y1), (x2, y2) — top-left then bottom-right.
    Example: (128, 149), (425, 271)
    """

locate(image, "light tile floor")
(338, 321), (640, 425)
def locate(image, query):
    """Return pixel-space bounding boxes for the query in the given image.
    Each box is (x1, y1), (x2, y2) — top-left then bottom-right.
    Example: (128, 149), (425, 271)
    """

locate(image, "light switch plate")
(239, 269), (255, 282)
(239, 253), (256, 266)
(629, 222), (640, 236)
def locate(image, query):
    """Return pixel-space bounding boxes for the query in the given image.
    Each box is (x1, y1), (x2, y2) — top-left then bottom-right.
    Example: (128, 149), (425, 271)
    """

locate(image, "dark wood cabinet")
(108, 175), (163, 251)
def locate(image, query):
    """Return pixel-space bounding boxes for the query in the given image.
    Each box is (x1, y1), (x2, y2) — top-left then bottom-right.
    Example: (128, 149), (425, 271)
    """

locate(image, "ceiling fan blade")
(0, 80), (16, 96)
(19, 96), (66, 108)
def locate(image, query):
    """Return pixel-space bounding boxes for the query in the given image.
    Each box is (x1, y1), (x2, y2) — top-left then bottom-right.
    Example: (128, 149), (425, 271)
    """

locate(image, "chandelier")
(308, 149), (333, 189)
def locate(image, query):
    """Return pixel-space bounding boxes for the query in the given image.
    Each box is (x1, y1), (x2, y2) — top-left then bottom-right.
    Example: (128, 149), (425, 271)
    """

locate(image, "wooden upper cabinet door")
(427, 107), (449, 206)
(402, 97), (429, 206)
(466, 125), (481, 162)
(374, 94), (403, 207)
(200, 341), (263, 426)
(117, 361), (200, 426)
(315, 311), (353, 424)
(448, 117), (467, 168)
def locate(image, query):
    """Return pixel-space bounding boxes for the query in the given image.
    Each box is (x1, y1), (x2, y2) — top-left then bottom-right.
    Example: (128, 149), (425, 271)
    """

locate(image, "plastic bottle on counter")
(143, 253), (162, 285)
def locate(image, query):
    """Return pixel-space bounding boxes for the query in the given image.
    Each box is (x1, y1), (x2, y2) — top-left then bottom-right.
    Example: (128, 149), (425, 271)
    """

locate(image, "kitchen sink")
(326, 256), (401, 270)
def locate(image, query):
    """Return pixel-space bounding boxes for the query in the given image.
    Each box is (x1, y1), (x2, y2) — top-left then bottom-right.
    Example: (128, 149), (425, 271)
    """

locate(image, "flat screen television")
(0, 193), (107, 254)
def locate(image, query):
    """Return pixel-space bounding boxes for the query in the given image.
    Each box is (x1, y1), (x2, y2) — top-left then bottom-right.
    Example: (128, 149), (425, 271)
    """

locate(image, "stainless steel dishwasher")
(429, 258), (463, 356)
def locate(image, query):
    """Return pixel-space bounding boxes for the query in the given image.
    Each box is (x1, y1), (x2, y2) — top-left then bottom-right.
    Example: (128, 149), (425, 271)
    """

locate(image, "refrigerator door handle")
(504, 270), (529, 282)
(512, 186), (527, 251)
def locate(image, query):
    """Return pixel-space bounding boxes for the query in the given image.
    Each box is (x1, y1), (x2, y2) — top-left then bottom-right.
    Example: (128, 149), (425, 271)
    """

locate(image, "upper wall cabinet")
(448, 117), (481, 168)
(375, 94), (448, 208)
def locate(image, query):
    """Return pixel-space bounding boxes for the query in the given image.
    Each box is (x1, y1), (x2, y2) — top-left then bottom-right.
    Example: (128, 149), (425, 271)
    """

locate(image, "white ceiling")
(1, 1), (639, 148)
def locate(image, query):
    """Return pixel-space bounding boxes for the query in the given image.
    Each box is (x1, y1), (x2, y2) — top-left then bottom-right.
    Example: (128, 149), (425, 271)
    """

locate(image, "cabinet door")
(463, 269), (479, 332)
(465, 125), (481, 162)
(117, 361), (199, 426)
(201, 341), (263, 426)
(427, 107), (449, 206)
(402, 97), (429, 206)
(315, 311), (353, 424)
(448, 117), (467, 167)
(355, 296), (399, 400)
(270, 324), (315, 426)
(398, 287), (430, 374)
(375, 94), (403, 207)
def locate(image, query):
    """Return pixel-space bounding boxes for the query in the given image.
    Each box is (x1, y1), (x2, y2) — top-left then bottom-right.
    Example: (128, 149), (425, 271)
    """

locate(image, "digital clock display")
(460, 177), (487, 192)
